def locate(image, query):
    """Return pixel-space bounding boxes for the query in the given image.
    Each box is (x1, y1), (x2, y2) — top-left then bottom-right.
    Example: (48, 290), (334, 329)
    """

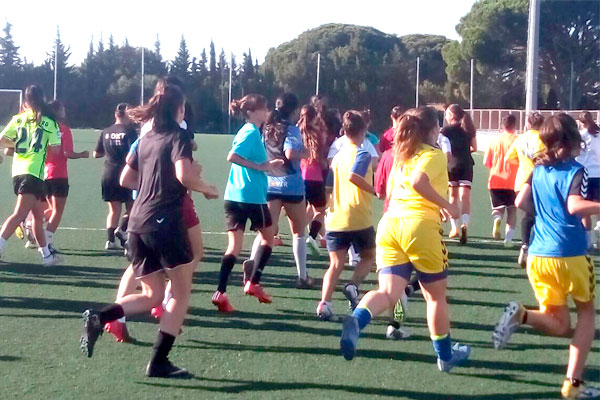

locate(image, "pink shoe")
(104, 321), (132, 343)
(244, 281), (272, 303)
(150, 307), (164, 319)
(212, 291), (235, 313)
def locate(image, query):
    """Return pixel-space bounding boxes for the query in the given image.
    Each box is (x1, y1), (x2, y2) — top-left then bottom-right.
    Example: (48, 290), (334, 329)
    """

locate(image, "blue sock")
(432, 334), (452, 362)
(353, 307), (372, 330)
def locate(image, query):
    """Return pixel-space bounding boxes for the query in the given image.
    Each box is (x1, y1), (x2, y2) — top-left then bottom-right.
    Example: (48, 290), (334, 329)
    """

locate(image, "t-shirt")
(483, 131), (518, 190)
(441, 124), (474, 171)
(45, 122), (73, 180)
(375, 148), (394, 212)
(96, 123), (138, 177)
(366, 131), (379, 146)
(379, 127), (395, 152)
(528, 159), (587, 257)
(301, 158), (325, 182)
(505, 129), (544, 192)
(386, 144), (448, 222)
(325, 144), (373, 232)
(328, 135), (379, 161)
(265, 124), (305, 196)
(127, 129), (192, 233)
(224, 122), (268, 204)
(0, 110), (61, 179)
(576, 129), (600, 178)
(437, 134), (452, 154)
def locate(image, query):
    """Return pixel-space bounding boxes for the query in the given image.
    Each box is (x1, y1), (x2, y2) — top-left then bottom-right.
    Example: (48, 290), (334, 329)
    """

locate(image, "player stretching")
(339, 107), (471, 373)
(494, 114), (599, 399)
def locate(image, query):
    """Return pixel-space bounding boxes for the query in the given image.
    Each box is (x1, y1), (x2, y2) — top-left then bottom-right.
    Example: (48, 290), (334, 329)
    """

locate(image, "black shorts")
(490, 189), (516, 208)
(448, 166), (473, 187)
(13, 174), (45, 199)
(101, 175), (132, 203)
(305, 180), (327, 208)
(128, 225), (193, 279)
(586, 177), (600, 202)
(45, 178), (69, 198)
(224, 200), (272, 232)
(266, 193), (304, 204)
(325, 227), (376, 253)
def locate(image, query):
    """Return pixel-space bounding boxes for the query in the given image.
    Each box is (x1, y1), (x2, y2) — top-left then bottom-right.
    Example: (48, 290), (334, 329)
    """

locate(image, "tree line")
(0, 0), (597, 133)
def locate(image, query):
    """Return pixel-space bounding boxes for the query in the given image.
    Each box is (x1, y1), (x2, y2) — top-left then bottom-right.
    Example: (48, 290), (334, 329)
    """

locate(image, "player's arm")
(411, 151), (459, 218)
(119, 165), (138, 190)
(227, 152), (283, 173)
(515, 182), (534, 215)
(175, 158), (219, 199)
(0, 117), (17, 148)
(93, 132), (105, 158)
(349, 150), (375, 195)
(567, 170), (600, 217)
(470, 134), (477, 153)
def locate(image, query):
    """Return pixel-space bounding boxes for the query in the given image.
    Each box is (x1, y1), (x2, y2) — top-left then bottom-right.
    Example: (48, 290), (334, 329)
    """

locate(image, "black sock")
(217, 254), (237, 293)
(99, 303), (125, 324)
(107, 227), (116, 242)
(389, 320), (400, 329)
(251, 245), (272, 284)
(118, 215), (129, 233)
(521, 213), (534, 246)
(150, 330), (176, 365)
(309, 220), (322, 240)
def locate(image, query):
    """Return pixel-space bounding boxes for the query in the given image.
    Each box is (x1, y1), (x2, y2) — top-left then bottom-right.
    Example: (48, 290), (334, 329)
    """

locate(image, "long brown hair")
(24, 85), (55, 124)
(229, 94), (267, 119)
(393, 106), (438, 163)
(534, 114), (582, 166)
(447, 104), (476, 137)
(128, 85), (185, 133)
(263, 93), (299, 146)
(298, 105), (323, 162)
(578, 111), (599, 137)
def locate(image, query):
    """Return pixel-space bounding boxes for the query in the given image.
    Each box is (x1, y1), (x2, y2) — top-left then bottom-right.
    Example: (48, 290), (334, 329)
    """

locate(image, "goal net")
(0, 89), (23, 128)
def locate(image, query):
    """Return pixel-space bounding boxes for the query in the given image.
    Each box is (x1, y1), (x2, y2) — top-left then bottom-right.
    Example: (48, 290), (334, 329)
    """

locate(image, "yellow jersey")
(505, 129), (544, 191)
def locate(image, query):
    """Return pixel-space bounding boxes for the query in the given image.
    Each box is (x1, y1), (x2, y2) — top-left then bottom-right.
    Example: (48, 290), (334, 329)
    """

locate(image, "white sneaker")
(25, 240), (37, 249)
(385, 325), (411, 340)
(493, 301), (525, 349)
(105, 240), (118, 250)
(504, 239), (514, 248)
(42, 253), (61, 267)
(437, 342), (471, 372)
(316, 301), (334, 321)
(306, 236), (321, 257)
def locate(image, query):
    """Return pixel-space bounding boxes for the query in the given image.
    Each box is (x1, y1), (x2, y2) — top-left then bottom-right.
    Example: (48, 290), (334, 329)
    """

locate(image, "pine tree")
(209, 40), (217, 82)
(170, 35), (191, 79)
(0, 22), (22, 69)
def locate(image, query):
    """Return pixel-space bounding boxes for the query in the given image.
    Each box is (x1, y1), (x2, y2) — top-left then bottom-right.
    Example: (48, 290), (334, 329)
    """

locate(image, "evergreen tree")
(170, 35), (191, 79)
(0, 22), (22, 69)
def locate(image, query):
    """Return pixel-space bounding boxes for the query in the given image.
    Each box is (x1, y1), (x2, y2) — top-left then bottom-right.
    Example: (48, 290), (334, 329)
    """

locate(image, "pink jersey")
(45, 122), (73, 180)
(301, 158), (324, 182)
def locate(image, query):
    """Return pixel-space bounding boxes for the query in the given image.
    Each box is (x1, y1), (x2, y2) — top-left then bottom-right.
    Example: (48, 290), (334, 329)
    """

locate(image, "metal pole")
(140, 47), (145, 106)
(525, 0), (541, 113)
(470, 58), (474, 116)
(228, 52), (233, 133)
(316, 52), (321, 96)
(415, 57), (420, 107)
(569, 61), (574, 110)
(53, 41), (58, 100)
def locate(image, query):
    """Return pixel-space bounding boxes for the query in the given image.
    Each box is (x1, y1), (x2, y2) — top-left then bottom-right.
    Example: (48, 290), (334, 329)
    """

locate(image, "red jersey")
(379, 127), (395, 152)
(375, 148), (394, 212)
(45, 122), (73, 180)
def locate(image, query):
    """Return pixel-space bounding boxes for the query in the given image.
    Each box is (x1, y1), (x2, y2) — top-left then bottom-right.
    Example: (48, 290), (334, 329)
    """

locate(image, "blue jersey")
(528, 159), (587, 257)
(265, 124), (305, 196)
(129, 138), (140, 200)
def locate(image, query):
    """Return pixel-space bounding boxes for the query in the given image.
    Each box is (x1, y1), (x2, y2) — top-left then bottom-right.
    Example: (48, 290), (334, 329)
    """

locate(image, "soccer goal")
(0, 89), (23, 128)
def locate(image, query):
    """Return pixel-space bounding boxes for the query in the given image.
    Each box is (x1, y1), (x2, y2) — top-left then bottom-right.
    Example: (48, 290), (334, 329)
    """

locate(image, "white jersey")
(437, 134), (452, 154)
(328, 135), (379, 161)
(576, 129), (600, 178)
(140, 119), (188, 137)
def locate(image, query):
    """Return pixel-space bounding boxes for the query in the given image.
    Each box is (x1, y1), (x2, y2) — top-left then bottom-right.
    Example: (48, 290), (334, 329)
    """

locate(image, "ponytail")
(578, 111), (599, 137)
(393, 106), (438, 163)
(24, 85), (55, 124)
(298, 105), (323, 162)
(447, 104), (475, 136)
(128, 85), (185, 133)
(229, 94), (267, 119)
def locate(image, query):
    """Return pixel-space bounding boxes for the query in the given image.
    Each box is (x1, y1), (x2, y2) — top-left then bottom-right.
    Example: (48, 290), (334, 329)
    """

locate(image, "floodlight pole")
(470, 58), (474, 117)
(228, 52), (233, 133)
(53, 42), (58, 100)
(569, 61), (574, 110)
(316, 52), (321, 96)
(141, 47), (145, 106)
(415, 57), (420, 107)
(525, 0), (541, 114)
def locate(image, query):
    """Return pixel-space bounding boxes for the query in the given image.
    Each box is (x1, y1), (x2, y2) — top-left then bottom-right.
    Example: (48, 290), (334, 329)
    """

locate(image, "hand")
(442, 203), (460, 220)
(264, 158), (284, 173)
(202, 184), (219, 200)
(81, 150), (90, 158)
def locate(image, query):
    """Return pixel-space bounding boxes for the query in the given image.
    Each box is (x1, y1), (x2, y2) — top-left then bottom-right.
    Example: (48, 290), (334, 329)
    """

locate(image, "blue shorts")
(379, 262), (448, 284)
(325, 227), (376, 253)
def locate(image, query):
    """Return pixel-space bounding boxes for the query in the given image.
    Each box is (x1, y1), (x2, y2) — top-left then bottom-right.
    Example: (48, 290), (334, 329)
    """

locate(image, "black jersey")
(441, 124), (475, 170)
(96, 123), (138, 175)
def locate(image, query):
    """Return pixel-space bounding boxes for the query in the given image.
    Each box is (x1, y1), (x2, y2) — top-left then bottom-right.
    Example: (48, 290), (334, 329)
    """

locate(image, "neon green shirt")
(1, 110), (61, 179)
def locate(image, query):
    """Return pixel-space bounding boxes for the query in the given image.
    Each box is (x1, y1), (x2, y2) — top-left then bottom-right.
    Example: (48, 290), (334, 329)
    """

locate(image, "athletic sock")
(491, 208), (503, 221)
(162, 288), (172, 308)
(217, 254), (237, 293)
(505, 227), (515, 242)
(0, 237), (7, 253)
(309, 220), (322, 240)
(251, 245), (272, 284)
(250, 235), (261, 261)
(118, 215), (129, 233)
(107, 227), (116, 242)
(388, 320), (401, 329)
(461, 214), (470, 227)
(521, 212), (534, 245)
(150, 330), (175, 365)
(44, 229), (54, 245)
(99, 303), (125, 324)
(586, 230), (592, 249)
(353, 307), (372, 330)
(431, 333), (452, 362)
(293, 235), (308, 280)
(39, 246), (51, 258)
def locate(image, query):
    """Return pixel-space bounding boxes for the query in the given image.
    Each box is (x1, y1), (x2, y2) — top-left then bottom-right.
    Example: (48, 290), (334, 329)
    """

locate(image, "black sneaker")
(80, 309), (103, 358)
(342, 283), (359, 311)
(146, 359), (190, 378)
(115, 229), (128, 248)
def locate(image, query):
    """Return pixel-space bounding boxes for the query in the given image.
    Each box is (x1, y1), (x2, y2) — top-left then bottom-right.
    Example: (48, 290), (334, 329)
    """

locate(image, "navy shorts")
(379, 262), (448, 284)
(325, 227), (376, 253)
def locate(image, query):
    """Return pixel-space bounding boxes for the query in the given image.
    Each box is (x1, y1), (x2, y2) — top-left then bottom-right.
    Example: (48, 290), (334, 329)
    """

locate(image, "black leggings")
(521, 212), (535, 246)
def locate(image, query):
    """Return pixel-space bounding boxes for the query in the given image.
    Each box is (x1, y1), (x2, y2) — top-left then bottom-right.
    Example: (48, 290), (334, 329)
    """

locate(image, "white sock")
(250, 234), (261, 261)
(461, 214), (470, 227)
(117, 317), (126, 323)
(451, 218), (460, 230)
(39, 246), (51, 258)
(293, 235), (308, 280)
(348, 245), (360, 264)
(505, 228), (515, 242)
(162, 287), (173, 308)
(45, 229), (54, 245)
(586, 231), (593, 249)
(0, 237), (7, 253)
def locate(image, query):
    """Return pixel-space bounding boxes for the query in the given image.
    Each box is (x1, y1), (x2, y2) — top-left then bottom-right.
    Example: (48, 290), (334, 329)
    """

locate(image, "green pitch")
(0, 131), (598, 399)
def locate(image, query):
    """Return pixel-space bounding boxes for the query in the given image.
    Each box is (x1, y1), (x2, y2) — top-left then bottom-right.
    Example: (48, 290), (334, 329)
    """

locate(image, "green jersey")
(1, 110), (61, 179)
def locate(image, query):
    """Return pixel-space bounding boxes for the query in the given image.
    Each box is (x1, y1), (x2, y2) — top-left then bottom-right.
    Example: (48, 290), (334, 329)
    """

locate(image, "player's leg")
(519, 210), (534, 267)
(505, 205), (517, 247)
(458, 184), (471, 244)
(213, 229), (244, 312)
(490, 189), (505, 240)
(318, 247), (347, 320)
(0, 193), (36, 243)
(448, 185), (460, 237)
(115, 200), (132, 247)
(46, 194), (67, 248)
(284, 200), (311, 285)
(562, 300), (596, 393)
(106, 201), (121, 249)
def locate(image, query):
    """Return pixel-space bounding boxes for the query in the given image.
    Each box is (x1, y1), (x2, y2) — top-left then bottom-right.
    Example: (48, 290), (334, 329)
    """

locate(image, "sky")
(2, 0), (477, 66)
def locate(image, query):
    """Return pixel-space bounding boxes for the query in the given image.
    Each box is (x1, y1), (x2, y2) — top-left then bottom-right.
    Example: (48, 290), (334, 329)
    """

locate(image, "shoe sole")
(211, 300), (234, 313)
(493, 302), (520, 349)
(80, 311), (102, 357)
(340, 317), (359, 360)
(343, 287), (359, 311)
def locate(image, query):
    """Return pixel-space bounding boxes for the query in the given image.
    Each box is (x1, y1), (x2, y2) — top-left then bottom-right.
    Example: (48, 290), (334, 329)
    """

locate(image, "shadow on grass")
(0, 355), (22, 361)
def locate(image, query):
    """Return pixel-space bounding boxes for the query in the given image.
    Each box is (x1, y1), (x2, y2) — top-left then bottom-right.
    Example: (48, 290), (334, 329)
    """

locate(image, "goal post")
(0, 89), (23, 127)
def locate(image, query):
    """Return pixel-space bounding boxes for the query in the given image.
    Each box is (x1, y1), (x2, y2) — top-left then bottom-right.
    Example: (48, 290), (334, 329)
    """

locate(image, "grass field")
(0, 131), (598, 400)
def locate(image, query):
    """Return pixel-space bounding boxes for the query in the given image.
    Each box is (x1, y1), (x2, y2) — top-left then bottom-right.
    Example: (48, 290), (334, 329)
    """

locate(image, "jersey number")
(15, 127), (44, 154)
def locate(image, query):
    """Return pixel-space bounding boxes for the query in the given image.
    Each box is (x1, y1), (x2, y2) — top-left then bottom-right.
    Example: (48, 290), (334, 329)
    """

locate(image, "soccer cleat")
(342, 283), (359, 311)
(448, 227), (459, 238)
(80, 309), (103, 357)
(386, 324), (412, 340)
(306, 236), (321, 257)
(340, 314), (360, 360)
(42, 253), (61, 267)
(493, 301), (526, 349)
(561, 379), (600, 399)
(15, 224), (25, 240)
(115, 229), (128, 248)
(151, 307), (164, 319)
(504, 238), (514, 248)
(242, 260), (254, 285)
(492, 218), (502, 240)
(211, 291), (235, 313)
(394, 294), (408, 323)
(105, 240), (118, 250)
(244, 281), (272, 303)
(146, 359), (190, 378)
(296, 276), (315, 289)
(437, 342), (471, 372)
(273, 236), (284, 247)
(316, 301), (334, 321)
(518, 245), (528, 268)
(104, 321), (132, 343)
(459, 225), (468, 245)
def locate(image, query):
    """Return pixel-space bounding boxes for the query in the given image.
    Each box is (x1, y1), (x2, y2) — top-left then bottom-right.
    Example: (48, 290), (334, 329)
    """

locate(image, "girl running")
(80, 85), (218, 378)
(575, 111), (600, 250)
(379, 106), (404, 153)
(493, 114), (599, 399)
(212, 94), (283, 313)
(0, 85), (61, 266)
(94, 103), (138, 250)
(339, 107), (471, 372)
(441, 104), (477, 244)
(43, 100), (90, 251)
